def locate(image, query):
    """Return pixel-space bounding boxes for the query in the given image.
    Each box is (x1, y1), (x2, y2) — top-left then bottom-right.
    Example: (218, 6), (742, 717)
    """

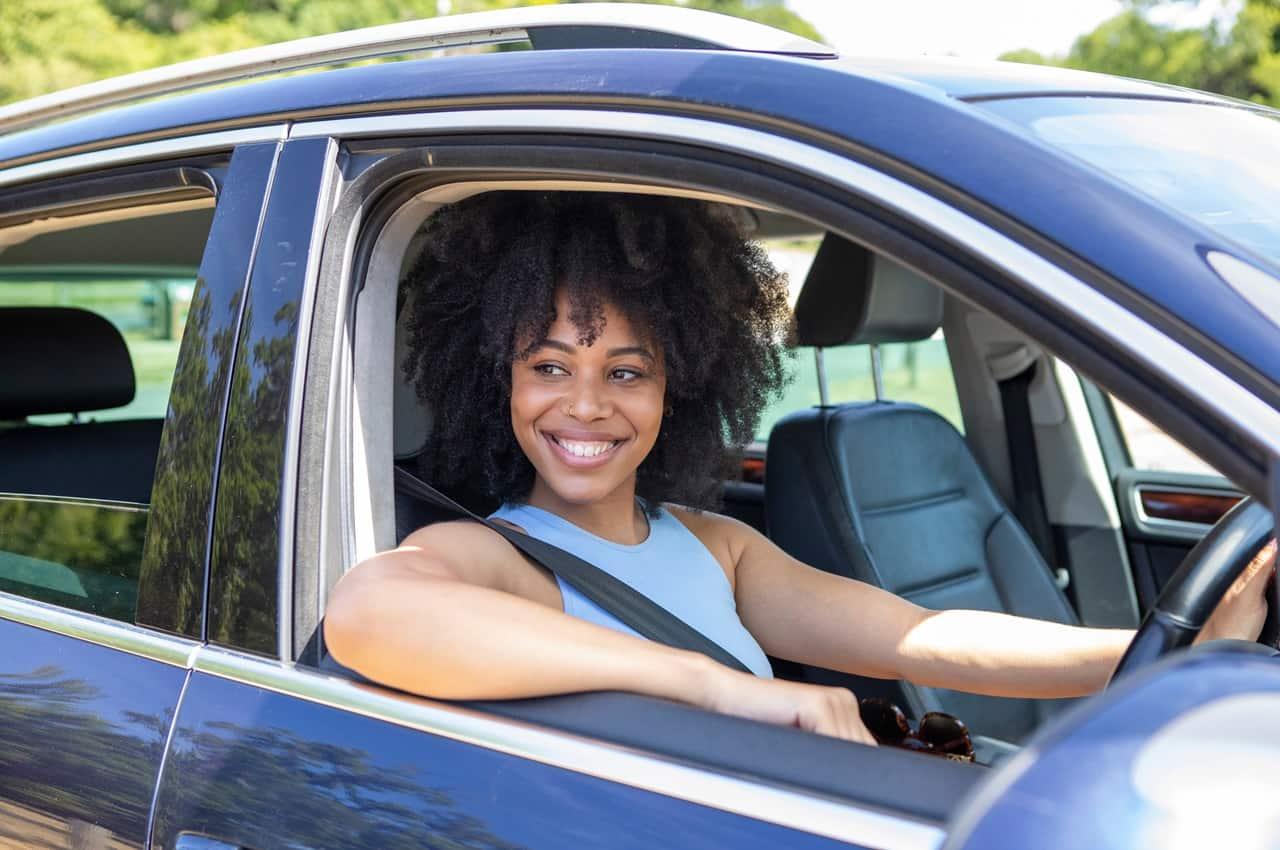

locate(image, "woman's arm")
(324, 520), (878, 743)
(708, 513), (1275, 699)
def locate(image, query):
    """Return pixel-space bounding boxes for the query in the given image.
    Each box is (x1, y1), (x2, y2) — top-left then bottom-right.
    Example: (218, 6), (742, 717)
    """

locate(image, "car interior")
(0, 170), (1246, 776)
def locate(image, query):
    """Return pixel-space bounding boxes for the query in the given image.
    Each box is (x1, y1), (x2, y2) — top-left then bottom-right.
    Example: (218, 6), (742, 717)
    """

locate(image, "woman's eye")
(534, 363), (568, 376)
(610, 367), (644, 382)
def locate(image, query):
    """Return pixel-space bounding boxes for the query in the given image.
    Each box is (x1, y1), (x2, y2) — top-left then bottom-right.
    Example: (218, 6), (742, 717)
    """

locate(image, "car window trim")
(0, 165), (216, 228)
(0, 125), (286, 189)
(0, 590), (198, 667)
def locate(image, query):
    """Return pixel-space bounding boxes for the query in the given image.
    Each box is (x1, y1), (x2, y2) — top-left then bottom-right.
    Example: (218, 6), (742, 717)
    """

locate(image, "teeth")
(553, 437), (617, 458)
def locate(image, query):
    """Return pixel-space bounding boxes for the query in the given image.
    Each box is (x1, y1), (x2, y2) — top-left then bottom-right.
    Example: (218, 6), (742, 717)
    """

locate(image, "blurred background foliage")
(0, 0), (1277, 106)
(1002, 0), (1280, 106)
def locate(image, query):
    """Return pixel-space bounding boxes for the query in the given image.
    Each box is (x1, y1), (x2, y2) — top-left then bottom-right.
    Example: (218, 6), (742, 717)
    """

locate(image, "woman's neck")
(526, 476), (649, 545)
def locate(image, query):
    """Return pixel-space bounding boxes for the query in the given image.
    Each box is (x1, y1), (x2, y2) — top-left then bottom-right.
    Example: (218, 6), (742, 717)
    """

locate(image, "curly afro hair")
(400, 191), (793, 511)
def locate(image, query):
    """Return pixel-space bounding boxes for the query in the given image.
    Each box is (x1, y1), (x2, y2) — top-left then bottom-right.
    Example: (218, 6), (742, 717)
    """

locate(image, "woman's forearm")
(896, 609), (1134, 698)
(325, 555), (715, 703)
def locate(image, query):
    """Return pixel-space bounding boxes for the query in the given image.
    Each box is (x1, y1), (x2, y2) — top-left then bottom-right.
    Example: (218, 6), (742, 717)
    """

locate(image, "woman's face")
(511, 291), (666, 509)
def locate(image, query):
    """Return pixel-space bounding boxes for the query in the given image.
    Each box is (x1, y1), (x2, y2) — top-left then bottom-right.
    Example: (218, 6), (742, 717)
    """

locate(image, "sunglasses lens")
(859, 698), (911, 743)
(918, 713), (973, 756)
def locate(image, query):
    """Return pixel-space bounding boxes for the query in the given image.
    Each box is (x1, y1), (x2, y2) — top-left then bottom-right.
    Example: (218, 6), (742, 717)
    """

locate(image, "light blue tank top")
(489, 502), (773, 678)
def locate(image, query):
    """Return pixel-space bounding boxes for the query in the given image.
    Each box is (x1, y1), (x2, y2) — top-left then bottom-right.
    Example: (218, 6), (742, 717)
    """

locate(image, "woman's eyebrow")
(606, 346), (655, 362)
(534, 339), (576, 354)
(534, 339), (654, 362)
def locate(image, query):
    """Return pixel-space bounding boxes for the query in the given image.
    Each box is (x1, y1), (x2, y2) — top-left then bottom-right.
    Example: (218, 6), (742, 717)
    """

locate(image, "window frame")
(288, 106), (1280, 830)
(0, 163), (219, 629)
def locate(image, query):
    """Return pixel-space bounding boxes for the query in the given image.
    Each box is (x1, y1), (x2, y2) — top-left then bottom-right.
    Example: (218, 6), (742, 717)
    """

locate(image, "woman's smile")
(544, 430), (627, 466)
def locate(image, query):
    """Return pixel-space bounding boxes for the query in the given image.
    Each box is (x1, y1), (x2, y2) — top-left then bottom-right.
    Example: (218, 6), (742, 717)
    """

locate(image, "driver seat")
(765, 236), (1076, 743)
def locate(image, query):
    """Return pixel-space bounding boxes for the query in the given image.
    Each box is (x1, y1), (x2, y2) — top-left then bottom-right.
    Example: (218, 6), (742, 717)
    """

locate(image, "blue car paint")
(2, 49), (1274, 399)
(0, 618), (187, 849)
(151, 672), (861, 850)
(947, 649), (1280, 849)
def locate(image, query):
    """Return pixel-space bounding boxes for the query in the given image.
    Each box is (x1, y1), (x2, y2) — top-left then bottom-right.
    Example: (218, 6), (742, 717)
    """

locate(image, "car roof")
(0, 47), (1250, 171)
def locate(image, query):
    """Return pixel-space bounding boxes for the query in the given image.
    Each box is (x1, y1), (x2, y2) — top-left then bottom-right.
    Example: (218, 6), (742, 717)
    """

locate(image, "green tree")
(0, 0), (161, 103)
(1000, 0), (1280, 107)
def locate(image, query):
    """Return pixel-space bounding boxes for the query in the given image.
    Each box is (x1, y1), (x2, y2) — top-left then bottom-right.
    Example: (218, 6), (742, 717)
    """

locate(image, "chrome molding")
(193, 645), (944, 850)
(0, 5), (831, 137)
(0, 491), (147, 511)
(0, 125), (287, 189)
(291, 108), (1280, 461)
(0, 590), (197, 667)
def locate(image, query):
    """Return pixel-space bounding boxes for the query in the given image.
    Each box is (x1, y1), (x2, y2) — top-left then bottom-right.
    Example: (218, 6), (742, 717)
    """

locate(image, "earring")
(664, 403), (673, 417)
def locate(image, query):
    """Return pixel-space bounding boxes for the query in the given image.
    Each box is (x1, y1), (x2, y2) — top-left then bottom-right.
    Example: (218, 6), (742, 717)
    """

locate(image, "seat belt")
(393, 465), (754, 675)
(992, 355), (1068, 591)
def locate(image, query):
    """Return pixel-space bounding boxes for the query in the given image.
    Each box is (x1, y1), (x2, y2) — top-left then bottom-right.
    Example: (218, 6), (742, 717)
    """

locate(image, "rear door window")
(0, 201), (212, 623)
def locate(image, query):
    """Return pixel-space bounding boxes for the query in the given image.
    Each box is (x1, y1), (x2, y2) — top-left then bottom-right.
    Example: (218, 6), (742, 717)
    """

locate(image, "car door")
(0, 136), (277, 850)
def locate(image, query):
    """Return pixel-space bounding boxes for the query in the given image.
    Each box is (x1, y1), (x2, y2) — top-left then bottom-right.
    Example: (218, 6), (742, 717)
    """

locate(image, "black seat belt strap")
(393, 466), (753, 674)
(996, 361), (1058, 572)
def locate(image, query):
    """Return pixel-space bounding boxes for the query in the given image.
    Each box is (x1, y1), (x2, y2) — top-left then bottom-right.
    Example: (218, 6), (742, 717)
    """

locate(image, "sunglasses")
(858, 697), (974, 762)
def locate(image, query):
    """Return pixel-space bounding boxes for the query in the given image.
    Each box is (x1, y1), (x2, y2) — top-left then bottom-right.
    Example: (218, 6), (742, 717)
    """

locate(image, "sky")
(784, 0), (1236, 60)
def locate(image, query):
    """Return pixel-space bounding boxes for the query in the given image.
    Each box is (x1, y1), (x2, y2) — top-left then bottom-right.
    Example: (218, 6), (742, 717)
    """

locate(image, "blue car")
(2, 5), (1278, 849)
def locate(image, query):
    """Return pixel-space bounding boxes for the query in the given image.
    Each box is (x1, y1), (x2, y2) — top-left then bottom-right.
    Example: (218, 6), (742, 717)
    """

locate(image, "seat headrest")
(794, 235), (943, 347)
(0, 307), (135, 419)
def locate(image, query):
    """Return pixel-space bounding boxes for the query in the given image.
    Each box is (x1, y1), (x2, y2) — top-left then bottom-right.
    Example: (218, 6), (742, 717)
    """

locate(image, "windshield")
(979, 97), (1280, 266)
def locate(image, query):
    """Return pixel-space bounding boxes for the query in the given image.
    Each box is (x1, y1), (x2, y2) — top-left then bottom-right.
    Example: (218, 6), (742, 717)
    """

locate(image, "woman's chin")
(530, 464), (636, 509)
(540, 479), (620, 507)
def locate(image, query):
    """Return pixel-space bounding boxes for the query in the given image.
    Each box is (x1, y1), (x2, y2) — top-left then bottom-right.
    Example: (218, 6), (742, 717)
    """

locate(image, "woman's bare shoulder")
(663, 503), (757, 542)
(396, 518), (559, 605)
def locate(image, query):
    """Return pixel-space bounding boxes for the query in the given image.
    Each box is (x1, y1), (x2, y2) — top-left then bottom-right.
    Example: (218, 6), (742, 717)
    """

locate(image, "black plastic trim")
(0, 166), (216, 229)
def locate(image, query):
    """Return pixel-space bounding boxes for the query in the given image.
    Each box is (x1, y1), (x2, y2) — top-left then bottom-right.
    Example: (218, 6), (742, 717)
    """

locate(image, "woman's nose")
(566, 376), (611, 420)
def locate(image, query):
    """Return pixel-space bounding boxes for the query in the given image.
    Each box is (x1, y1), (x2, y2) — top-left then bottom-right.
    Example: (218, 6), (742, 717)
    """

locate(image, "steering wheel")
(1110, 497), (1275, 683)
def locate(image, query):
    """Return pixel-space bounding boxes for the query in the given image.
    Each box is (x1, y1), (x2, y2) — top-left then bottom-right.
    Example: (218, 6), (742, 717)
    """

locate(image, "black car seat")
(765, 236), (1076, 743)
(0, 307), (164, 504)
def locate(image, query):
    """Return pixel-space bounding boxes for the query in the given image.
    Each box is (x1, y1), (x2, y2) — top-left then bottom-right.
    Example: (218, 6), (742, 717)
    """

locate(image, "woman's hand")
(1199, 539), (1278, 643)
(695, 664), (878, 745)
